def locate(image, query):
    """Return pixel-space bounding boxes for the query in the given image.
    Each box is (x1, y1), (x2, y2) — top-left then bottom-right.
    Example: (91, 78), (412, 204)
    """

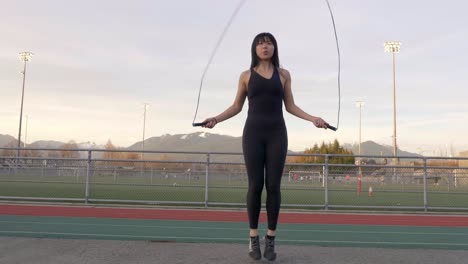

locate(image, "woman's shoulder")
(241, 69), (251, 76)
(240, 69), (251, 80)
(278, 68), (291, 79)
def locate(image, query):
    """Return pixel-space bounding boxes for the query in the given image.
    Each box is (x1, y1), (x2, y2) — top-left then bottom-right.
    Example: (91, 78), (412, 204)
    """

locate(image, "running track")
(1, 204), (468, 250)
(1, 204), (468, 226)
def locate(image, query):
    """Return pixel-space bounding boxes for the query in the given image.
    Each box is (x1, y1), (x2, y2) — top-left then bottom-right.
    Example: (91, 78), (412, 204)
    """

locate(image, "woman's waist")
(245, 115), (286, 128)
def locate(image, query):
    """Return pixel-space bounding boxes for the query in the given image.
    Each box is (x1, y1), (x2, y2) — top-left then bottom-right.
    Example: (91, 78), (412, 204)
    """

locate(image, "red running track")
(1, 204), (468, 227)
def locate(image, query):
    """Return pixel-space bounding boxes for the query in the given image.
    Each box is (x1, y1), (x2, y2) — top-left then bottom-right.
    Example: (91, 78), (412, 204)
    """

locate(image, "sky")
(1, 0), (467, 156)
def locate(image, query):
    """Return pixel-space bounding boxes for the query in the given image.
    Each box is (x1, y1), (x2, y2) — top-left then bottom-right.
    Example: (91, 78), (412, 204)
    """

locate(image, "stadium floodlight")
(17, 51), (34, 161)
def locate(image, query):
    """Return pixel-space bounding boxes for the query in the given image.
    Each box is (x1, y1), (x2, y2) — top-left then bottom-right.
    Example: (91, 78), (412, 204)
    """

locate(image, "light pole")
(25, 115), (29, 148)
(17, 51), (33, 161)
(141, 103), (149, 175)
(142, 103), (149, 158)
(384, 41), (401, 161)
(356, 100), (364, 195)
(355, 101), (365, 157)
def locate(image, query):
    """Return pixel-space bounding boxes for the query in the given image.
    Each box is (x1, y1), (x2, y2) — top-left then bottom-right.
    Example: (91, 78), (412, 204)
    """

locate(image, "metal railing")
(1, 147), (468, 211)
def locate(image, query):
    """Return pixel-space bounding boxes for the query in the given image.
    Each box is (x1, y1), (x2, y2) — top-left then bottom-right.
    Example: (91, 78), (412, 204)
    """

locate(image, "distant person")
(201, 32), (330, 261)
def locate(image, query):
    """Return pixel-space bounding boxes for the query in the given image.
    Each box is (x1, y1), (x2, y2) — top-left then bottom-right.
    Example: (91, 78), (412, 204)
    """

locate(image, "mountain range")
(1, 132), (423, 158)
(0, 134), (16, 147)
(128, 132), (242, 153)
(343, 141), (420, 157)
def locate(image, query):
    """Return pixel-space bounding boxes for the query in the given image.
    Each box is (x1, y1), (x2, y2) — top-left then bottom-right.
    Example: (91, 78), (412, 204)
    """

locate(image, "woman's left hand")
(313, 117), (329, 129)
(201, 117), (218, 129)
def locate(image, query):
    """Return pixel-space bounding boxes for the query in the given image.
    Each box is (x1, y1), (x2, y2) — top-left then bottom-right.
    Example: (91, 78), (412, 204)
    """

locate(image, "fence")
(1, 147), (468, 211)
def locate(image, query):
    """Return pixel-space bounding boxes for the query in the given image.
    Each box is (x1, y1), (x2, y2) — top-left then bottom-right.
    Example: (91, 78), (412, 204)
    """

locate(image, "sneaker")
(249, 236), (261, 260)
(263, 235), (277, 261)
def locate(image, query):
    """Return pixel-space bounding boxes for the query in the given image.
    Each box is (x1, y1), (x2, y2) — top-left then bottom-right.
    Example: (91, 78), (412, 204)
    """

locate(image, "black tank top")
(246, 67), (285, 129)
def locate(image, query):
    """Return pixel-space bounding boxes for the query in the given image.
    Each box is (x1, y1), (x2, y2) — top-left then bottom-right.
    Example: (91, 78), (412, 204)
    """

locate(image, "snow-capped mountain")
(127, 132), (242, 153)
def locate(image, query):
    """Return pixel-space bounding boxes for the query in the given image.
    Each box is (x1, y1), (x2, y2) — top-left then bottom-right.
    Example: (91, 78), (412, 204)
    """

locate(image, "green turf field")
(1, 173), (468, 209)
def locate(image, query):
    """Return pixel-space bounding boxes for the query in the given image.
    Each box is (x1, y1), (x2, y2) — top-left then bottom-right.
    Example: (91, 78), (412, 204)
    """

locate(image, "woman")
(202, 32), (329, 261)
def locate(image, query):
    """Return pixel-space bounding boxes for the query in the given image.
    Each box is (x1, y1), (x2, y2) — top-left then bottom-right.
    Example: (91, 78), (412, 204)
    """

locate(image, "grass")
(1, 173), (468, 209)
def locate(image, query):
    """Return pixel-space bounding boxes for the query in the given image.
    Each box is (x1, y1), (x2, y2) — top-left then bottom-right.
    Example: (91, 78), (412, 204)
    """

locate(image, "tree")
(47, 149), (61, 158)
(1, 140), (18, 157)
(103, 140), (122, 160)
(292, 139), (355, 165)
(123, 152), (140, 167)
(60, 141), (80, 158)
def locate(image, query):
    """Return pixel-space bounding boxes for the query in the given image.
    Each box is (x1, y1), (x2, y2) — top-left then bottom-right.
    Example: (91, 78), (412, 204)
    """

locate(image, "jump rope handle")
(192, 121), (208, 127)
(326, 124), (337, 131)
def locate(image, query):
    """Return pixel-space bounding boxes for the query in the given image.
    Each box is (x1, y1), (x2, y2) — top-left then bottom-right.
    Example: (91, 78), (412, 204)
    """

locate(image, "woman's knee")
(265, 182), (281, 194)
(248, 182), (264, 195)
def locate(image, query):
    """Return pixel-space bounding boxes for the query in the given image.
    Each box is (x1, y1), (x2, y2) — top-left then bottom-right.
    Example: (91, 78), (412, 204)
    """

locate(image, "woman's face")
(255, 37), (275, 61)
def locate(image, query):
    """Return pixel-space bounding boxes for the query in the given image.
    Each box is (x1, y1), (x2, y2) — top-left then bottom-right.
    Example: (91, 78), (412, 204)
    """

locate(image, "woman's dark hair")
(250, 32), (280, 69)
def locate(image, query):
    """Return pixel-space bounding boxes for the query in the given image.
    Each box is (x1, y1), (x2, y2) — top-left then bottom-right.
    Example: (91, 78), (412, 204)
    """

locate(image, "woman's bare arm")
(202, 71), (248, 128)
(281, 69), (328, 128)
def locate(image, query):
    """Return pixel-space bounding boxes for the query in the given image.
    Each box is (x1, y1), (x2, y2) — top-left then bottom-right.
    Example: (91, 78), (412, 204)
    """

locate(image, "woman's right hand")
(313, 117), (329, 129)
(202, 117), (218, 129)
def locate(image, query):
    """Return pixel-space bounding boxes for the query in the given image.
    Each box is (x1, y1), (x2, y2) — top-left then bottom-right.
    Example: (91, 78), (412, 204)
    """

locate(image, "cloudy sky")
(1, 0), (467, 155)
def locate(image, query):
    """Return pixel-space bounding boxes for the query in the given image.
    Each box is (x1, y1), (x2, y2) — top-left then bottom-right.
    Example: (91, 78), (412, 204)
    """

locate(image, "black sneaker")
(263, 235), (277, 261)
(249, 236), (261, 260)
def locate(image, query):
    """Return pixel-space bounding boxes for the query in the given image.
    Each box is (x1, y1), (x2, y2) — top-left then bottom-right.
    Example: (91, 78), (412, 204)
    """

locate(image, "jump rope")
(192, 0), (340, 132)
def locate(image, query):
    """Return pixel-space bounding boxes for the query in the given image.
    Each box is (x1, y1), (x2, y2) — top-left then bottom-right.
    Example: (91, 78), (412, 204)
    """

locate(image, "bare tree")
(60, 141), (80, 158)
(1, 140), (18, 157)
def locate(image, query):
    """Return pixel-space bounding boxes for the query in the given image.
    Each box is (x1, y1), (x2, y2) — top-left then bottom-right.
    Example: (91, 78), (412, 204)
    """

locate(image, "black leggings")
(242, 126), (288, 231)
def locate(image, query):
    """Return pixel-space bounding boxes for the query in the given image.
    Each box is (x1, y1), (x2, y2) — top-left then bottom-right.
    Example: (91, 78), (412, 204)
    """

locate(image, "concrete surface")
(1, 237), (467, 264)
